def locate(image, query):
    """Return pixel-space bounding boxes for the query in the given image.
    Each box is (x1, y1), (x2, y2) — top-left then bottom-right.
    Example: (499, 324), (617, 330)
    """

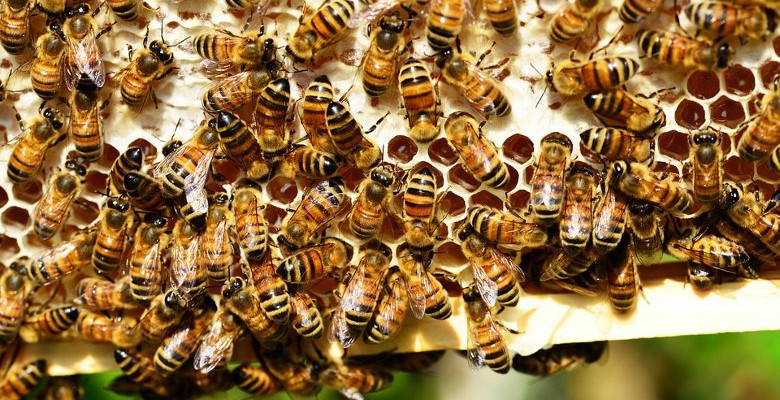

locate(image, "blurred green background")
(33, 330), (780, 399)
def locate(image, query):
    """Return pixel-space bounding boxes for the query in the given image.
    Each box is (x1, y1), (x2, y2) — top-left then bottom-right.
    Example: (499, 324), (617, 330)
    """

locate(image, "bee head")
(149, 40), (174, 64)
(715, 42), (731, 69)
(435, 47), (454, 69)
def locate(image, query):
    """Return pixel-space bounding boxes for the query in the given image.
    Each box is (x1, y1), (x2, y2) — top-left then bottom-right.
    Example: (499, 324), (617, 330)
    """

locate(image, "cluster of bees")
(0, 0), (778, 396)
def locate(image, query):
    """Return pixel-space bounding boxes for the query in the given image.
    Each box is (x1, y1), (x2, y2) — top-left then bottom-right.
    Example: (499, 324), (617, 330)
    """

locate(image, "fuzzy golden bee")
(445, 111), (509, 188)
(289, 291), (323, 339)
(154, 298), (216, 374)
(232, 185), (268, 261)
(319, 364), (393, 398)
(20, 305), (79, 343)
(0, 359), (47, 400)
(467, 205), (547, 247)
(254, 78), (292, 164)
(612, 161), (693, 217)
(559, 167), (595, 254)
(402, 166), (442, 257)
(459, 225), (524, 308)
(128, 215), (169, 304)
(92, 196), (134, 275)
(248, 251), (290, 324)
(547, 56), (639, 96)
(399, 58), (440, 142)
(347, 165), (395, 239)
(628, 200), (665, 265)
(606, 239), (639, 314)
(364, 265), (408, 344)
(109, 147), (143, 195)
(287, 0), (355, 62)
(618, 0), (662, 23)
(119, 30), (179, 108)
(0, 268), (31, 347)
(23, 229), (95, 285)
(68, 80), (105, 161)
(398, 248), (452, 320)
(426, 0), (466, 51)
(737, 75), (780, 162)
(31, 29), (67, 100)
(193, 308), (245, 374)
(77, 311), (140, 348)
(689, 128), (724, 206)
(0, 0), (31, 55)
(170, 218), (207, 304)
(32, 161), (85, 241)
(194, 28), (276, 71)
(302, 75), (338, 153)
(583, 89), (666, 134)
(463, 283), (512, 374)
(684, 1), (776, 41)
(276, 237), (354, 284)
(436, 43), (511, 117)
(7, 106), (66, 184)
(221, 277), (288, 345)
(57, 4), (108, 90)
(530, 133), (572, 224)
(579, 127), (653, 163)
(203, 69), (276, 113)
(549, 0), (604, 43)
(278, 178), (349, 250)
(361, 12), (407, 97)
(636, 29), (732, 70)
(232, 363), (282, 397)
(325, 101), (383, 170)
(75, 276), (137, 311)
(592, 168), (629, 254)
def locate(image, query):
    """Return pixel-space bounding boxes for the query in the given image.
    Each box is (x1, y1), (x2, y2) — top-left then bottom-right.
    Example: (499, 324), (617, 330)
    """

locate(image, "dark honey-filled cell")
(338, 165), (366, 192)
(98, 144), (120, 169)
(651, 161), (680, 178)
(440, 192), (466, 217)
(756, 161), (780, 184)
(0, 236), (19, 260)
(434, 241), (466, 267)
(428, 137), (459, 166)
(658, 130), (691, 161)
(721, 131), (732, 153)
(502, 134), (534, 164)
(723, 156), (755, 182)
(686, 70), (720, 100)
(503, 164), (520, 191)
(525, 165), (535, 184)
(709, 96), (746, 129)
(85, 170), (109, 195)
(380, 211), (404, 242)
(212, 159), (242, 183)
(1, 206), (29, 232)
(449, 164), (482, 192)
(508, 189), (530, 210)
(71, 200), (100, 226)
(0, 187), (7, 209)
(388, 135), (418, 164)
(675, 99), (706, 129)
(469, 190), (504, 209)
(12, 179), (42, 204)
(264, 204), (287, 234)
(127, 138), (158, 163)
(267, 176), (299, 204)
(759, 61), (780, 89)
(723, 65), (755, 96)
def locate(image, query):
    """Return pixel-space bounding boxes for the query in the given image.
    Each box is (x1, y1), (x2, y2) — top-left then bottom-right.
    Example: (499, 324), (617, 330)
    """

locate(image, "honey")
(675, 99), (706, 129)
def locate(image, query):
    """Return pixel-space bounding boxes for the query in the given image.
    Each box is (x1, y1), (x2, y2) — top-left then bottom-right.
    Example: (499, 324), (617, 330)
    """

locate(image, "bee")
(612, 161), (693, 217)
(445, 111), (509, 188)
(107, 0), (142, 21)
(684, 2), (776, 41)
(325, 101), (382, 170)
(606, 239), (639, 314)
(398, 248), (452, 320)
(459, 225), (524, 308)
(583, 89), (666, 134)
(232, 185), (267, 261)
(35, 0), (64, 15)
(0, 0), (31, 55)
(154, 297), (217, 374)
(579, 127), (653, 163)
(592, 168), (629, 254)
(549, 0), (604, 43)
(667, 234), (749, 273)
(546, 56), (639, 96)
(435, 44), (511, 117)
(737, 75), (780, 162)
(20, 306), (79, 343)
(463, 284), (511, 374)
(248, 253), (290, 324)
(689, 128), (723, 206)
(278, 146), (341, 180)
(541, 245), (601, 282)
(319, 364), (393, 398)
(194, 28), (275, 70)
(627, 200), (664, 265)
(202, 69), (275, 113)
(286, 0), (355, 63)
(169, 219), (206, 305)
(31, 30), (67, 100)
(530, 133), (572, 224)
(197, 192), (235, 282)
(559, 167), (595, 254)
(720, 184), (780, 254)
(221, 277), (288, 345)
(77, 311), (140, 348)
(193, 308), (245, 374)
(92, 197), (133, 275)
(0, 268), (31, 347)
(301, 75), (338, 153)
(260, 349), (322, 396)
(232, 364), (282, 397)
(38, 375), (83, 400)
(289, 291), (323, 339)
(330, 247), (390, 348)
(153, 121), (219, 200)
(426, 0), (465, 51)
(69, 79), (106, 161)
(687, 262), (717, 291)
(139, 289), (187, 345)
(277, 238), (354, 284)
(715, 218), (776, 265)
(128, 214), (170, 305)
(254, 78), (292, 164)
(123, 171), (166, 212)
(380, 351), (446, 373)
(8, 106), (66, 184)
(402, 166), (442, 256)
(618, 0), (662, 23)
(399, 58), (440, 142)
(114, 349), (157, 385)
(213, 112), (269, 179)
(484, 0), (518, 35)
(361, 13), (407, 97)
(109, 147), (143, 195)
(119, 29), (179, 108)
(0, 359), (47, 400)
(75, 276), (137, 310)
(58, 4), (108, 90)
(32, 161), (85, 241)
(636, 29), (732, 70)
(512, 342), (607, 376)
(278, 178), (349, 250)
(22, 229), (95, 285)
(467, 205), (548, 247)
(348, 165), (395, 239)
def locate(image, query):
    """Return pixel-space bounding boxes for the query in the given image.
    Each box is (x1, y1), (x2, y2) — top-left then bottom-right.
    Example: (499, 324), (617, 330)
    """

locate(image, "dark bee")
(512, 342), (607, 376)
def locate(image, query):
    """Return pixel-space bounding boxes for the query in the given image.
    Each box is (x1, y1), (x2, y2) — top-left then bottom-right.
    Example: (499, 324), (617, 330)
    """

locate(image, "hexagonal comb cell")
(85, 170), (109, 195)
(448, 164), (481, 192)
(502, 134), (534, 164)
(469, 190), (504, 209)
(268, 176), (299, 204)
(1, 206), (30, 236)
(0, 235), (19, 261)
(12, 180), (42, 204)
(759, 61), (780, 89)
(687, 70), (720, 100)
(723, 156), (755, 182)
(675, 99), (706, 130)
(440, 192), (466, 217)
(709, 96), (746, 129)
(723, 65), (755, 96)
(264, 204), (287, 234)
(434, 241), (466, 267)
(98, 144), (120, 169)
(428, 137), (459, 166)
(658, 130), (691, 162)
(388, 136), (418, 164)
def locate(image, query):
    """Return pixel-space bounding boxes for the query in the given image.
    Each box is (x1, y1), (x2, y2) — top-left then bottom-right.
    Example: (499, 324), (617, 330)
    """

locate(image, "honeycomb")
(0, 0), (778, 385)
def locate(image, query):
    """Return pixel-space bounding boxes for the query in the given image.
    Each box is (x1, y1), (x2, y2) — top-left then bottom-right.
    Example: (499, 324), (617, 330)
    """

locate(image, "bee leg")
(476, 41), (497, 67)
(12, 105), (23, 131)
(364, 112), (390, 135)
(96, 22), (116, 39)
(495, 320), (522, 335)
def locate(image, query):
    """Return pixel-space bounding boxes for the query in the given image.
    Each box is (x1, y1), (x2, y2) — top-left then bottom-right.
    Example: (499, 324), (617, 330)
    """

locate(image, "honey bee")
(279, 146), (341, 180)
(361, 13), (407, 97)
(592, 168), (629, 254)
(459, 225), (524, 307)
(260, 349), (322, 396)
(154, 297), (216, 374)
(123, 171), (166, 212)
(57, 4), (108, 90)
(530, 133), (572, 224)
(221, 277), (288, 345)
(0, 359), (47, 400)
(194, 28), (275, 71)
(32, 161), (85, 241)
(278, 178), (349, 250)
(689, 128), (723, 206)
(254, 78), (292, 164)
(399, 58), (440, 142)
(579, 127), (653, 163)
(720, 184), (780, 254)
(277, 238), (354, 284)
(398, 248), (452, 320)
(68, 80), (105, 161)
(153, 121), (219, 201)
(114, 348), (157, 385)
(484, 0), (518, 35)
(248, 254), (291, 325)
(606, 239), (639, 314)
(139, 289), (187, 345)
(618, 0), (662, 23)
(232, 363), (282, 397)
(109, 147), (143, 195)
(31, 29), (67, 100)
(0, 0), (31, 55)
(364, 266), (411, 342)
(319, 364), (393, 398)
(583, 89), (666, 134)
(119, 29), (180, 108)
(289, 291), (323, 339)
(202, 69), (276, 113)
(559, 167), (595, 254)
(348, 165), (395, 239)
(199, 192), (235, 282)
(325, 101), (383, 170)
(667, 233), (750, 274)
(75, 276), (137, 310)
(547, 56), (640, 96)
(687, 262), (717, 291)
(287, 0), (356, 62)
(0, 268), (31, 347)
(128, 214), (170, 304)
(612, 161), (693, 217)
(627, 200), (664, 265)
(175, 192), (207, 231)
(301, 75), (338, 153)
(445, 112), (508, 188)
(467, 205), (548, 247)
(92, 197), (133, 275)
(193, 308), (245, 374)
(232, 185), (267, 261)
(549, 0), (604, 43)
(77, 311), (140, 348)
(380, 351), (446, 373)
(8, 106), (66, 184)
(213, 111), (270, 179)
(685, 2), (776, 41)
(107, 0), (142, 21)
(170, 219), (207, 305)
(20, 305), (79, 343)
(426, 0), (466, 51)
(738, 75), (780, 162)
(636, 29), (732, 70)
(463, 283), (511, 374)
(402, 166), (443, 256)
(38, 375), (83, 400)
(512, 342), (607, 376)
(435, 44), (511, 117)
(715, 218), (776, 265)
(540, 244), (601, 282)
(23, 229), (95, 285)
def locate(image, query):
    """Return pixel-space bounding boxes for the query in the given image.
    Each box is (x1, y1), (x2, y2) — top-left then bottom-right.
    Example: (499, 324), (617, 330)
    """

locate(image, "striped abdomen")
(8, 129), (50, 184)
(738, 110), (780, 161)
(233, 364), (281, 397)
(232, 187), (268, 261)
(27, 306), (79, 338)
(549, 0), (601, 43)
(572, 57), (639, 92)
(0, 359), (47, 400)
(619, 0), (662, 23)
(485, 0), (518, 35)
(403, 167), (437, 221)
(326, 101), (365, 152)
(302, 76), (336, 153)
(426, 0), (464, 50)
(591, 190), (628, 254)
(107, 0), (140, 20)
(0, 2), (30, 55)
(290, 292), (323, 339)
(114, 349), (155, 384)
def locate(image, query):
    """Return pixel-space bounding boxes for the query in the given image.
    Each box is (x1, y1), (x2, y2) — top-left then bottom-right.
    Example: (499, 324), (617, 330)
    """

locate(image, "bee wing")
(184, 150), (215, 214)
(198, 59), (237, 78)
(465, 318), (487, 371)
(471, 261), (498, 308)
(495, 248), (525, 283)
(204, 219), (228, 265)
(201, 71), (254, 111)
(170, 236), (201, 291)
(153, 139), (188, 178)
(35, 182), (78, 225)
(65, 27), (105, 90)
(348, 0), (396, 28)
(327, 308), (357, 348)
(193, 316), (238, 373)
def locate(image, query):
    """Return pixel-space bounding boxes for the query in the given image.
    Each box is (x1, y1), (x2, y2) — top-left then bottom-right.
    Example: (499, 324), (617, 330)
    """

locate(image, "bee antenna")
(535, 83), (548, 108)
(170, 36), (190, 48)
(529, 63), (543, 79)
